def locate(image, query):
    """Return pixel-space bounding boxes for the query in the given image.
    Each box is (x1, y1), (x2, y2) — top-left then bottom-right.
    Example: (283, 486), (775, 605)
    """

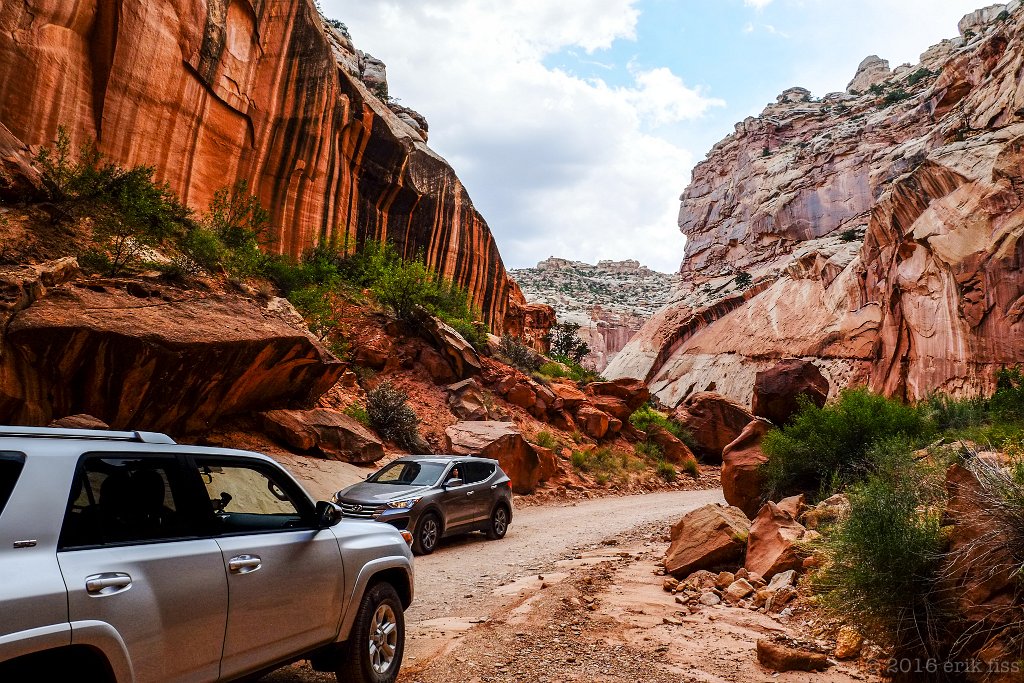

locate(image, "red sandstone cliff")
(607, 3), (1024, 405)
(0, 0), (545, 335)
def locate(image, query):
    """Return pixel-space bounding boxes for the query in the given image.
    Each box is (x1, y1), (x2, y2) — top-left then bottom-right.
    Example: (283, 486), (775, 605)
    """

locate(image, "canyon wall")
(0, 0), (540, 333)
(607, 2), (1024, 405)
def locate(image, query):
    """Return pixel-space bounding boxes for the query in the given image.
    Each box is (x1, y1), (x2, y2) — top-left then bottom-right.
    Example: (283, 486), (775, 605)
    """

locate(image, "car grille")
(338, 501), (385, 519)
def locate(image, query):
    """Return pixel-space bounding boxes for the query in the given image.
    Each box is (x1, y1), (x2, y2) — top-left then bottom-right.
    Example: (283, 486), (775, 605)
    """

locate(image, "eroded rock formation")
(0, 0), (548, 333)
(607, 2), (1024, 405)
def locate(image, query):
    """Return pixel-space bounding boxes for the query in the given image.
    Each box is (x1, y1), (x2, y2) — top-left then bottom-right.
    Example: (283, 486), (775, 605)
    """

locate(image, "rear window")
(464, 462), (495, 484)
(0, 452), (26, 519)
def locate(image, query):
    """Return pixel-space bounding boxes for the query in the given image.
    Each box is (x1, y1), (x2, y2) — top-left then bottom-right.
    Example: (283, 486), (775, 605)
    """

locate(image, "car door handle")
(85, 573), (132, 596)
(490, 484), (497, 489)
(466, 490), (475, 496)
(228, 554), (262, 574)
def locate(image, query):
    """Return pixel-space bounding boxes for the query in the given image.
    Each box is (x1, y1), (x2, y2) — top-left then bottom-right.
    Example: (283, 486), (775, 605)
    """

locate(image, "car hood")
(339, 482), (430, 503)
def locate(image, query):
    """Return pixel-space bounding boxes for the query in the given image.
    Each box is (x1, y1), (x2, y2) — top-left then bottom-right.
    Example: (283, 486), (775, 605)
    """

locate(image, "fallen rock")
(716, 571), (736, 589)
(48, 414), (110, 430)
(776, 494), (806, 519)
(419, 346), (456, 383)
(756, 639), (832, 672)
(834, 626), (863, 660)
(586, 394), (633, 422)
(647, 424), (699, 469)
(724, 578), (754, 603)
(698, 591), (721, 606)
(765, 569), (797, 593)
(259, 409), (385, 463)
(664, 504), (750, 578)
(447, 378), (490, 420)
(584, 378), (650, 412)
(721, 418), (772, 517)
(575, 404), (611, 440)
(550, 382), (587, 408)
(752, 359), (829, 426)
(415, 310), (482, 379)
(745, 501), (813, 578)
(765, 586), (797, 613)
(0, 280), (344, 432)
(662, 577), (680, 592)
(445, 421), (558, 493)
(800, 493), (851, 530)
(675, 392), (754, 462)
(682, 570), (719, 591)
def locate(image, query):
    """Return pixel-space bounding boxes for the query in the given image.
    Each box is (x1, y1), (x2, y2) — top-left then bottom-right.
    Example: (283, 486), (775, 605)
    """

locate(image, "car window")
(463, 462), (494, 484)
(60, 456), (192, 549)
(195, 459), (310, 534)
(0, 452), (25, 520)
(370, 461), (446, 486)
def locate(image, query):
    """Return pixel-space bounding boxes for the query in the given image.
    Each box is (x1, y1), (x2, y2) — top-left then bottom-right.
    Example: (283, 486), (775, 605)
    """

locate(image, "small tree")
(205, 179), (270, 250)
(735, 271), (753, 288)
(546, 322), (590, 364)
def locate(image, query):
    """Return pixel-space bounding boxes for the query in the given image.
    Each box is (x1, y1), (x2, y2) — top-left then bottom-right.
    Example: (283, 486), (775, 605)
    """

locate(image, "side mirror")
(315, 501), (343, 529)
(365, 472), (373, 480)
(445, 478), (464, 488)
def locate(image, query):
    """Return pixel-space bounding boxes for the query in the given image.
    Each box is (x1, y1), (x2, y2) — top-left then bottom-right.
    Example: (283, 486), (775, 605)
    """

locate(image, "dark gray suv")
(334, 456), (513, 555)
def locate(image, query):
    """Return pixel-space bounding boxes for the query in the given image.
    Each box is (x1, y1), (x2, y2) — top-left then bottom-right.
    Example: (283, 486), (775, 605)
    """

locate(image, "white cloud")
(326, 0), (718, 272)
(744, 0), (774, 9)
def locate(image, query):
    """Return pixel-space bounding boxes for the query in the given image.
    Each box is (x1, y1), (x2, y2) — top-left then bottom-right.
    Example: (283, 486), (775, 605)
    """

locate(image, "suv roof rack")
(0, 426), (176, 445)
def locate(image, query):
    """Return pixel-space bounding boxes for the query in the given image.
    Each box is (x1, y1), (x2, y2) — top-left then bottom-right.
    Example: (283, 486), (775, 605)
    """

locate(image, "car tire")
(485, 504), (509, 540)
(336, 582), (405, 683)
(412, 512), (441, 555)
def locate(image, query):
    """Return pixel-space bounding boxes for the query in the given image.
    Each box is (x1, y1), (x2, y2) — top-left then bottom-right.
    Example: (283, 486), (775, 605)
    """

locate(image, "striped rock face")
(608, 4), (1024, 406)
(0, 0), (549, 335)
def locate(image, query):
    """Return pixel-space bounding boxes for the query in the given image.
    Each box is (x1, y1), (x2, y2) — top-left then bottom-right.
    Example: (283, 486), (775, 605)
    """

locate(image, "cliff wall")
(0, 0), (539, 332)
(607, 2), (1024, 404)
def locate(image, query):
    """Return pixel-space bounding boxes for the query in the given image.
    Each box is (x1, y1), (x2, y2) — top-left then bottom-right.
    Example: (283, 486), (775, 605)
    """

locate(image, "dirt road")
(263, 489), (723, 681)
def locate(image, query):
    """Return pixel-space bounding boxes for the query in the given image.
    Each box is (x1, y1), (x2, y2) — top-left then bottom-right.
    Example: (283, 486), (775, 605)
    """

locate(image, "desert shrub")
(814, 444), (947, 668)
(533, 431), (557, 449)
(336, 239), (401, 287)
(881, 89), (911, 107)
(656, 460), (677, 482)
(734, 271), (753, 288)
(630, 405), (685, 439)
(680, 458), (700, 478)
(839, 228), (860, 242)
(498, 334), (537, 372)
(549, 354), (603, 384)
(343, 403), (369, 426)
(288, 285), (340, 339)
(546, 322), (590, 364)
(366, 381), (421, 450)
(761, 388), (931, 500)
(634, 441), (663, 460)
(537, 361), (567, 379)
(906, 67), (936, 86)
(868, 83), (886, 96)
(570, 451), (587, 470)
(571, 447), (621, 476)
(991, 366), (1024, 422)
(921, 392), (989, 431)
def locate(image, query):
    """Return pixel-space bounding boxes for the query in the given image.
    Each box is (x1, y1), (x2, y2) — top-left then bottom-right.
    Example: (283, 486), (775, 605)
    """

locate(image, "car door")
(191, 456), (344, 681)
(462, 462), (496, 524)
(437, 462), (476, 530)
(56, 454), (228, 683)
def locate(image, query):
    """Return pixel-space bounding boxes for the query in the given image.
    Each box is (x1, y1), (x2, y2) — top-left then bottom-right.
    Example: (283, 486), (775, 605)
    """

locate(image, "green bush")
(634, 440), (663, 460)
(656, 460), (677, 482)
(343, 403), (369, 426)
(630, 405), (686, 439)
(534, 431), (557, 449)
(839, 228), (860, 242)
(545, 322), (590, 364)
(906, 67), (936, 86)
(881, 89), (911, 107)
(537, 361), (567, 379)
(366, 381), (422, 450)
(921, 392), (988, 431)
(991, 367), (1024, 422)
(549, 354), (602, 384)
(761, 388), (931, 500)
(498, 334), (537, 372)
(570, 447), (621, 475)
(680, 458), (699, 478)
(570, 451), (587, 470)
(734, 271), (753, 288)
(814, 444), (946, 665)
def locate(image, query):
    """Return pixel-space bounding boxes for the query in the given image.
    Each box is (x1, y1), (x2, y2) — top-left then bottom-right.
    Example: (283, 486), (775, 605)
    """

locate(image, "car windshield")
(369, 461), (447, 486)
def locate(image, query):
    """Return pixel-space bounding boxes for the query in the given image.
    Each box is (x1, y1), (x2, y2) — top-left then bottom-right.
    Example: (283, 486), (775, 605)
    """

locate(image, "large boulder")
(647, 424), (699, 469)
(550, 381), (587, 408)
(444, 421), (559, 493)
(585, 378), (650, 412)
(721, 418), (772, 518)
(575, 404), (611, 440)
(745, 499), (813, 578)
(756, 639), (831, 673)
(0, 280), (344, 433)
(674, 392), (754, 462)
(752, 359), (828, 426)
(446, 378), (490, 421)
(259, 409), (385, 463)
(664, 504), (751, 578)
(415, 310), (482, 379)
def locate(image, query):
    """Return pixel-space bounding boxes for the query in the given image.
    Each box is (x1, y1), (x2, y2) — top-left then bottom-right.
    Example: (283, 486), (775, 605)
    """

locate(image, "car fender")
(336, 556), (414, 641)
(416, 503), (447, 533)
(0, 622), (72, 663)
(69, 620), (134, 682)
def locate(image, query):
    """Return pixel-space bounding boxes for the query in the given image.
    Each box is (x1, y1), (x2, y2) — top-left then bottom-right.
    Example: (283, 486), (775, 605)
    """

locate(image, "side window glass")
(464, 463), (494, 484)
(0, 452), (25, 520)
(60, 456), (190, 549)
(196, 460), (310, 534)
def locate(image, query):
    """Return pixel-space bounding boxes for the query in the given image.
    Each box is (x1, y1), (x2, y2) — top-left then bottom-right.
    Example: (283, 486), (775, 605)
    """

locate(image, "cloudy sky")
(324, 0), (984, 272)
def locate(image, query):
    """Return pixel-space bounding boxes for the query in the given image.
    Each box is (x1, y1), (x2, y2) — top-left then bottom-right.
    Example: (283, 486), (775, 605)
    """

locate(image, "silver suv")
(0, 426), (414, 683)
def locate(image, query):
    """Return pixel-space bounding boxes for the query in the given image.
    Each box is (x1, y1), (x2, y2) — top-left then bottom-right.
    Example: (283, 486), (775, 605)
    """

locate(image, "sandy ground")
(261, 489), (877, 683)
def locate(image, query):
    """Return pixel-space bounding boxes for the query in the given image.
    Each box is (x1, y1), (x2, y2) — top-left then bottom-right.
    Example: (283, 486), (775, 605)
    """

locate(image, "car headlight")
(386, 498), (420, 509)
